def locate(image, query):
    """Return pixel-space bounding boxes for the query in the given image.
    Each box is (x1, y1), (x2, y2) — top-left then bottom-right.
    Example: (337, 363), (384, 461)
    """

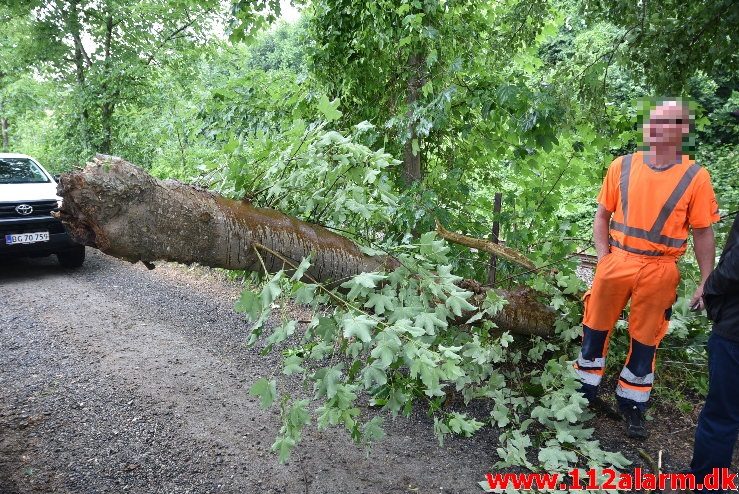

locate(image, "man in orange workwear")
(574, 99), (719, 439)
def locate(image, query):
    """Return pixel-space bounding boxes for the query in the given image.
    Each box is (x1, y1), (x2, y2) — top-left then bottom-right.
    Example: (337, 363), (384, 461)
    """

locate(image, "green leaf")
(317, 95), (342, 122)
(309, 341), (333, 360)
(266, 320), (297, 346)
(370, 333), (400, 369)
(341, 272), (387, 300)
(499, 332), (514, 348)
(271, 435), (295, 463)
(551, 294), (566, 310)
(447, 412), (484, 436)
(294, 283), (318, 304)
(531, 405), (551, 424)
(249, 378), (277, 409)
(314, 316), (338, 340)
(315, 365), (343, 399)
(445, 289), (476, 317)
(364, 292), (395, 315)
(223, 136), (239, 154)
(414, 311), (447, 335)
(392, 318), (426, 337)
(235, 290), (262, 321)
(418, 232), (448, 258)
(438, 344), (462, 361)
(290, 256), (311, 281)
(362, 364), (388, 389)
(491, 403), (510, 428)
(386, 387), (410, 415)
(261, 271), (284, 306)
(538, 445), (577, 471)
(554, 402), (582, 423)
(483, 290), (509, 316)
(283, 355), (304, 375)
(342, 314), (377, 343)
(358, 244), (386, 256)
(362, 416), (385, 444)
(603, 450), (632, 469)
(465, 312), (484, 324)
(396, 4), (410, 15)
(433, 417), (450, 446)
(286, 399), (311, 430)
(421, 81), (433, 98)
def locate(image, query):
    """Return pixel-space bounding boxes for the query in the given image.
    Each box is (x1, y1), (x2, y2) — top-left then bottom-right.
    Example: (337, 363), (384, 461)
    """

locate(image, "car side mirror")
(53, 174), (61, 182)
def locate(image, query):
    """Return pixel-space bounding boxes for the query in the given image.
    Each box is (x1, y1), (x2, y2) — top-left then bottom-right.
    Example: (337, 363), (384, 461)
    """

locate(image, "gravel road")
(0, 250), (500, 494)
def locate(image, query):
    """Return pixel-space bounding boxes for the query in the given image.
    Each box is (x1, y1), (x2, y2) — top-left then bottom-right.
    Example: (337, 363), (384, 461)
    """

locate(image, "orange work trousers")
(573, 247), (680, 409)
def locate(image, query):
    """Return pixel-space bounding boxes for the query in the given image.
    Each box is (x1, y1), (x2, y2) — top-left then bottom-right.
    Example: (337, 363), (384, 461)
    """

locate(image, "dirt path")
(2, 249), (727, 494)
(0, 250), (508, 494)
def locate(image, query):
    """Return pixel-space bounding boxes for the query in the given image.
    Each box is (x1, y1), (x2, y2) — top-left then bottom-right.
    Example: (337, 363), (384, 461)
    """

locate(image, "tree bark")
(57, 155), (398, 282)
(67, 0), (91, 149)
(1, 116), (8, 151)
(435, 219), (536, 270)
(56, 155), (556, 337)
(487, 192), (503, 285)
(402, 53), (423, 185)
(100, 12), (114, 155)
(0, 78), (7, 151)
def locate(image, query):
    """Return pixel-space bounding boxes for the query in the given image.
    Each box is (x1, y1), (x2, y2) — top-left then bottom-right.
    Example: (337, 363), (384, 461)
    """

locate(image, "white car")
(0, 153), (85, 267)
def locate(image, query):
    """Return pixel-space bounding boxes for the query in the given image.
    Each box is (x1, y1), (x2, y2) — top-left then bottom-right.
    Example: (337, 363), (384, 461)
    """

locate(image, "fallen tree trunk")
(57, 155), (555, 337)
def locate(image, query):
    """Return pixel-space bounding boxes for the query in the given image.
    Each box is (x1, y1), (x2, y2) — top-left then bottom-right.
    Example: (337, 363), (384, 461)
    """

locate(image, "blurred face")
(643, 102), (691, 148)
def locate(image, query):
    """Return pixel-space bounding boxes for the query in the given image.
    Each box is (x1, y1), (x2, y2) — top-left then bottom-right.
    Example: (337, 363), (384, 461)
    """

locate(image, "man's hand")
(689, 282), (705, 311)
(690, 226), (716, 311)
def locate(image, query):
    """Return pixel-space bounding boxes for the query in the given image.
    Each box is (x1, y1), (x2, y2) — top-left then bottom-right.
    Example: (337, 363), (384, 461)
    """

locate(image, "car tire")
(57, 245), (85, 268)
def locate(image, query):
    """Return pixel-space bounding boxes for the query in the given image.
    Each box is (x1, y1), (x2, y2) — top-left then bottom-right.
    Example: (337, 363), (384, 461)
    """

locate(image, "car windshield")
(0, 158), (50, 184)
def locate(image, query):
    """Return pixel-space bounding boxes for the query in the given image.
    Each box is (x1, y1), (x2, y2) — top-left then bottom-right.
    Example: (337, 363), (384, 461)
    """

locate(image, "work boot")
(622, 405), (648, 439)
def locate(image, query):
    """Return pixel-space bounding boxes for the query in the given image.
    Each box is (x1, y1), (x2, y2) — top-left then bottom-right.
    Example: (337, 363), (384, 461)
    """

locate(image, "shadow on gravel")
(0, 412), (29, 494)
(0, 255), (98, 283)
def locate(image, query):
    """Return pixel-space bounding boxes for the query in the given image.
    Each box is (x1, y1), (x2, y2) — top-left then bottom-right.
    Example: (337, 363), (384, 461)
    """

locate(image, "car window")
(0, 158), (50, 184)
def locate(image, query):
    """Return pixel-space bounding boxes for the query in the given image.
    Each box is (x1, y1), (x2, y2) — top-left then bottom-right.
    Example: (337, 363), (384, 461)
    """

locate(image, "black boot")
(622, 405), (648, 439)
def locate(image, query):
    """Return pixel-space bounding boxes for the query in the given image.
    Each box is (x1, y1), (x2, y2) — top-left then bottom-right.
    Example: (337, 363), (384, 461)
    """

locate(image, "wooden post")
(487, 192), (503, 285)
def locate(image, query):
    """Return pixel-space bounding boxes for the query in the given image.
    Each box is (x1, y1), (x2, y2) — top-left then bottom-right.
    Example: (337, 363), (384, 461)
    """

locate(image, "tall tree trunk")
(402, 53), (423, 185)
(487, 192), (503, 285)
(56, 155), (556, 337)
(68, 0), (91, 150)
(100, 12), (114, 154)
(0, 99), (8, 151)
(1, 117), (9, 151)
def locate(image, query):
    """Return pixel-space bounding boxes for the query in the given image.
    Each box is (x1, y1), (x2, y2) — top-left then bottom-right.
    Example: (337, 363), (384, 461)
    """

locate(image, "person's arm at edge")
(705, 238), (739, 296)
(594, 204), (613, 261)
(690, 226), (716, 309)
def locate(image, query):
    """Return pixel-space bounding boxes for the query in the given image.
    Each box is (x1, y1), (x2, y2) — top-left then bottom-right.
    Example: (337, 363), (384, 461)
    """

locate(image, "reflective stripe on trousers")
(575, 249), (679, 410)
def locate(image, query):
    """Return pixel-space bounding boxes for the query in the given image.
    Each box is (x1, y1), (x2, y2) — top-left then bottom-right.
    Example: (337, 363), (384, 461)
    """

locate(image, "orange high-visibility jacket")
(598, 151), (720, 258)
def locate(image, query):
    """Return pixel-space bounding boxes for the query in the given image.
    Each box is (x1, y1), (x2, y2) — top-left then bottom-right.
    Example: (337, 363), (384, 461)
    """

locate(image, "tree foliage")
(583, 0), (739, 92)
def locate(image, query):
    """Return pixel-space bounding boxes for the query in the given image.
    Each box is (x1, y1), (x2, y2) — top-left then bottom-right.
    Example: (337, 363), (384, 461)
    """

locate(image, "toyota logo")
(15, 204), (33, 216)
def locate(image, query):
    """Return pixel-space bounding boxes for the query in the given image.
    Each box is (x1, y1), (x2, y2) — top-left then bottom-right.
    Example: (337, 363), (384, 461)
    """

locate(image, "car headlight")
(57, 199), (63, 209)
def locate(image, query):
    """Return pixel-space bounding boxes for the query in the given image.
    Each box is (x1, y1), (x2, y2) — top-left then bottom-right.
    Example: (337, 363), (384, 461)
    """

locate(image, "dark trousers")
(691, 332), (739, 492)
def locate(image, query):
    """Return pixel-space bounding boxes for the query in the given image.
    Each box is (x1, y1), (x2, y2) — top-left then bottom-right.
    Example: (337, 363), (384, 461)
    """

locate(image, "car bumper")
(0, 216), (80, 257)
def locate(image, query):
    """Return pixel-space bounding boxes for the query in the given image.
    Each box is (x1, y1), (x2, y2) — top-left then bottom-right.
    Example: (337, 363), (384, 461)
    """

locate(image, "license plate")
(5, 232), (50, 245)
